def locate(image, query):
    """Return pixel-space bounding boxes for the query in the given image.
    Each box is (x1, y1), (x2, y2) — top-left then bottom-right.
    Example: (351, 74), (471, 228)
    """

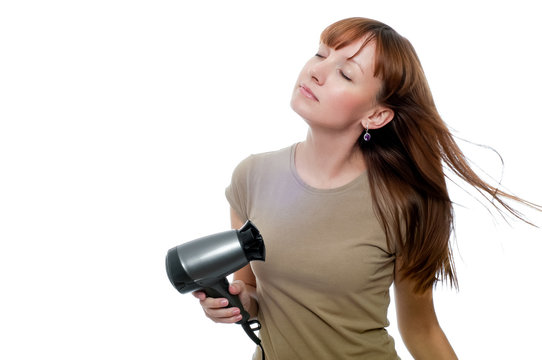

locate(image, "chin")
(290, 97), (309, 121)
(290, 105), (321, 128)
(290, 91), (313, 118)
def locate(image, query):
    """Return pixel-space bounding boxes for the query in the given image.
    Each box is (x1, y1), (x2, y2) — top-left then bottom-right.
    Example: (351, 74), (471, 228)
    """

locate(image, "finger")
(204, 307), (243, 323)
(201, 297), (230, 310)
(208, 313), (244, 324)
(192, 291), (206, 301)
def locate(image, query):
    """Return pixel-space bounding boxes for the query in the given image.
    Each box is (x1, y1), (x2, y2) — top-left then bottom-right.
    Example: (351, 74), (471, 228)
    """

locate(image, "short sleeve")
(225, 155), (253, 223)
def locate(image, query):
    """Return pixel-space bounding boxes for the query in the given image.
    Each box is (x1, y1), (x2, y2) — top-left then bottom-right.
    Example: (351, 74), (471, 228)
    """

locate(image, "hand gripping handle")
(203, 277), (250, 324)
(203, 278), (264, 355)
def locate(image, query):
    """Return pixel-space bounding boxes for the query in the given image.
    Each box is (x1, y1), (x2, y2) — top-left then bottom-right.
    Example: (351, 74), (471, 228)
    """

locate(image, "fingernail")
(232, 308), (240, 315)
(220, 299), (228, 306)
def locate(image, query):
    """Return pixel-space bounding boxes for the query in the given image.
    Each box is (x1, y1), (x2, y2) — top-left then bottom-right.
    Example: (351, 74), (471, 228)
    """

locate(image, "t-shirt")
(225, 144), (399, 360)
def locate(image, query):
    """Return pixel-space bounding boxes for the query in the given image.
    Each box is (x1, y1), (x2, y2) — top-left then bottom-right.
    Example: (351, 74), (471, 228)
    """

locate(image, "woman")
(192, 17), (538, 359)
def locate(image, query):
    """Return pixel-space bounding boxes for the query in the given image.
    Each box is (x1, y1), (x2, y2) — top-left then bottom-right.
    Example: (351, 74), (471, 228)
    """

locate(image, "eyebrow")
(347, 57), (364, 74)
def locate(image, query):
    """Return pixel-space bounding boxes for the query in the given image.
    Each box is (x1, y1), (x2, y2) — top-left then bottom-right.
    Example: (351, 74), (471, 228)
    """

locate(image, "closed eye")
(315, 53), (325, 58)
(340, 70), (352, 81)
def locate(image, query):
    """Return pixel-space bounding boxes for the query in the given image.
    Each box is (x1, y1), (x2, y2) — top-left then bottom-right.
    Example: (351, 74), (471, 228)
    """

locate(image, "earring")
(363, 122), (371, 141)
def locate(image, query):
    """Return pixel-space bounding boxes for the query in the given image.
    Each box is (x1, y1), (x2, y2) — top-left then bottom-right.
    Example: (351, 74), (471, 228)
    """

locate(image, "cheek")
(328, 88), (372, 119)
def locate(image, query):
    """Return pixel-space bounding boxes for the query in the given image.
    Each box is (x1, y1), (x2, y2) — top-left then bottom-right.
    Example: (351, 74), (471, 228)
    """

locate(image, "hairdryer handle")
(203, 278), (251, 324)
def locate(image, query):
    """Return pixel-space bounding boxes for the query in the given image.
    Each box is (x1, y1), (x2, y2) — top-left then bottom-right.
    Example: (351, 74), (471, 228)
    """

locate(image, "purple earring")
(363, 122), (371, 141)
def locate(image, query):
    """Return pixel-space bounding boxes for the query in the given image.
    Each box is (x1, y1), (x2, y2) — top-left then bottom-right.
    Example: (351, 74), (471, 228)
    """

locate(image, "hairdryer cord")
(242, 320), (266, 360)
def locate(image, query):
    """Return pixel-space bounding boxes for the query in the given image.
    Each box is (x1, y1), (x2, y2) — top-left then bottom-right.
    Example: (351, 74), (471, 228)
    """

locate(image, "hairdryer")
(165, 220), (266, 347)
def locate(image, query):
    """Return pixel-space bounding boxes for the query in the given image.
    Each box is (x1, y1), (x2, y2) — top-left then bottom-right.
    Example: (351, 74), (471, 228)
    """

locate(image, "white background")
(1, 1), (541, 359)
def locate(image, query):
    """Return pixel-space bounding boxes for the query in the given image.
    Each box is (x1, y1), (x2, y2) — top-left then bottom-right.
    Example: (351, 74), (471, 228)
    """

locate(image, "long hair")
(321, 17), (540, 293)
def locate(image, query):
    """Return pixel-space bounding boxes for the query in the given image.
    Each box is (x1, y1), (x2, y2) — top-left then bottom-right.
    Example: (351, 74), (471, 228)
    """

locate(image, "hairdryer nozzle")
(238, 220), (266, 262)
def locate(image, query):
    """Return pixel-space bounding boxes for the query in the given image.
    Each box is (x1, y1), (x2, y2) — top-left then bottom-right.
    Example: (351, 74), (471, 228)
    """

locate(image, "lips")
(299, 83), (319, 102)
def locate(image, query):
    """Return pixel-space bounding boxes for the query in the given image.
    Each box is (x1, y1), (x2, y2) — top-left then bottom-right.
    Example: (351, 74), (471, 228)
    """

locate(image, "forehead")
(322, 38), (376, 66)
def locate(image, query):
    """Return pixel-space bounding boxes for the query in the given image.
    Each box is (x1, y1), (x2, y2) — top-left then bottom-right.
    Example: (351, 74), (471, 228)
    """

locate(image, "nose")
(310, 68), (321, 85)
(309, 60), (327, 85)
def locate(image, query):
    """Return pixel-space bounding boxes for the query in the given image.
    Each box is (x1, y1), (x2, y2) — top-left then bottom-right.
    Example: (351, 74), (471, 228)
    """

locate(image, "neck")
(295, 128), (366, 189)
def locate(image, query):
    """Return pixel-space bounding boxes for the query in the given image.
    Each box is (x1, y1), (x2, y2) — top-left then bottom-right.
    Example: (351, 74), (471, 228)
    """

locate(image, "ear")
(365, 107), (394, 130)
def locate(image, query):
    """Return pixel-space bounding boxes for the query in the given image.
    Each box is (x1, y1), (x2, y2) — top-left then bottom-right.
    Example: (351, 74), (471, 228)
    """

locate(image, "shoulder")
(231, 144), (293, 177)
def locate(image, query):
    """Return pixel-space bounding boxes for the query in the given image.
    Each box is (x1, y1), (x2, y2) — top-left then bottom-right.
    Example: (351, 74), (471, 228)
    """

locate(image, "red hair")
(321, 17), (540, 292)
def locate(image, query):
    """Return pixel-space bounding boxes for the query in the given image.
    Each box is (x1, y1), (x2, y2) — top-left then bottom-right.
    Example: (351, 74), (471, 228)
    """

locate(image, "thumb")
(229, 280), (245, 295)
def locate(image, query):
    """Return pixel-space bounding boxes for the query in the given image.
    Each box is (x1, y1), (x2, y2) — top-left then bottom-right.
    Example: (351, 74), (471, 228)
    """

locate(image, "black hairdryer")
(165, 220), (265, 347)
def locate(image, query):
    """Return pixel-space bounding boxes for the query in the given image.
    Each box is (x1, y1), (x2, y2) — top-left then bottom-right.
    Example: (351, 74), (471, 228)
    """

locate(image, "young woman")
(192, 17), (539, 359)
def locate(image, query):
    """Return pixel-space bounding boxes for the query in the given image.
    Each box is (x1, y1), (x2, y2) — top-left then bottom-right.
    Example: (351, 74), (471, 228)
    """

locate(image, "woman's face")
(290, 38), (383, 133)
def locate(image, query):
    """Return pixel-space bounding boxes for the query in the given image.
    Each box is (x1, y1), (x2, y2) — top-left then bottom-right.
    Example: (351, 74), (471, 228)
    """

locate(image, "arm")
(394, 256), (457, 359)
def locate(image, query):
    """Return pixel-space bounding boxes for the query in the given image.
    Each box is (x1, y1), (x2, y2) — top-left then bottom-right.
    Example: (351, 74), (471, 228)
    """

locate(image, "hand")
(192, 280), (252, 324)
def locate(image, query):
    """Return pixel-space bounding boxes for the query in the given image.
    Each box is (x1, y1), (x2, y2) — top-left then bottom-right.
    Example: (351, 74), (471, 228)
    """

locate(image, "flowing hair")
(320, 17), (540, 293)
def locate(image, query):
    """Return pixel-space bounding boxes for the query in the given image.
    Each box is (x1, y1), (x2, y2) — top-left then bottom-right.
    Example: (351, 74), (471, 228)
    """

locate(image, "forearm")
(401, 324), (457, 360)
(243, 283), (260, 319)
(233, 263), (259, 319)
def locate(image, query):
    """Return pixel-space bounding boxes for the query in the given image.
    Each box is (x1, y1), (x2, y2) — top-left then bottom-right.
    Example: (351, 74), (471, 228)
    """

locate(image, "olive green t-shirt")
(226, 144), (399, 360)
